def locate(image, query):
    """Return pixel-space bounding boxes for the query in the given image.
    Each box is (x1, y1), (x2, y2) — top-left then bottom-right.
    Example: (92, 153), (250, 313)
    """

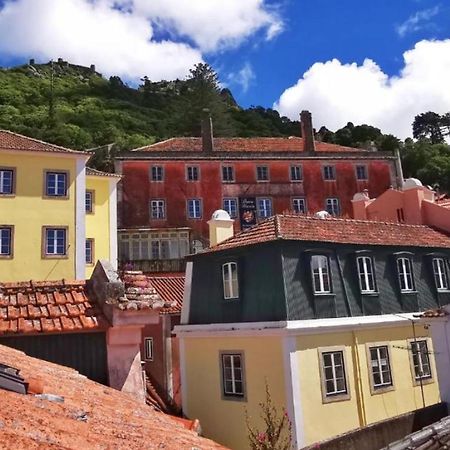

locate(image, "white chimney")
(208, 210), (234, 246)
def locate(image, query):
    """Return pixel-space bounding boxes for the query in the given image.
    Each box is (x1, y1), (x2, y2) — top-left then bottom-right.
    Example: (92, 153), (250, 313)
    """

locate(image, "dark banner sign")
(239, 197), (257, 230)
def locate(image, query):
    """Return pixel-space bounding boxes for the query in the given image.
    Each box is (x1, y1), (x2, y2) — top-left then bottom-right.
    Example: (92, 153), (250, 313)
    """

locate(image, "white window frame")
(318, 347), (350, 403)
(150, 166), (164, 181)
(290, 165), (303, 182)
(357, 256), (376, 293)
(186, 165), (199, 181)
(408, 339), (433, 385)
(367, 344), (393, 393)
(187, 198), (202, 219)
(222, 262), (239, 299)
(256, 165), (269, 182)
(397, 257), (415, 292)
(292, 197), (307, 214)
(356, 165), (368, 181)
(0, 226), (13, 257)
(223, 198), (238, 219)
(257, 197), (272, 219)
(323, 165), (336, 181)
(311, 255), (332, 294)
(44, 227), (67, 256)
(326, 197), (340, 216)
(220, 352), (246, 399)
(432, 257), (449, 291)
(222, 165), (235, 182)
(144, 337), (154, 361)
(150, 199), (166, 219)
(45, 171), (67, 197)
(0, 168), (14, 195)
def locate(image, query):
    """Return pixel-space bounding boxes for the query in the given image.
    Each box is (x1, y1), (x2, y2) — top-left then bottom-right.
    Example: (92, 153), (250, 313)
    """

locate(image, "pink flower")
(257, 432), (267, 443)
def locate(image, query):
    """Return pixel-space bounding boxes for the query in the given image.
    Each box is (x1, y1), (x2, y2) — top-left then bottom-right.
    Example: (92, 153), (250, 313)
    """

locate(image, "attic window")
(311, 255), (331, 294)
(222, 262), (239, 299)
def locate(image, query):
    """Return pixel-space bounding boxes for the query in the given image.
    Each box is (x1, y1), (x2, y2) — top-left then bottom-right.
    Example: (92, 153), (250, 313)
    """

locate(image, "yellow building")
(175, 212), (450, 449)
(0, 131), (119, 281)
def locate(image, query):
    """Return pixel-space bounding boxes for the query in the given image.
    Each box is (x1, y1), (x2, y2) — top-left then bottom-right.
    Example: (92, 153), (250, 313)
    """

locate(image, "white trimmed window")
(85, 190), (94, 213)
(150, 166), (164, 181)
(369, 346), (392, 389)
(0, 227), (12, 256)
(222, 262), (239, 299)
(411, 340), (432, 380)
(397, 257), (414, 292)
(326, 198), (340, 216)
(323, 165), (336, 180)
(85, 238), (94, 264)
(321, 350), (347, 397)
(221, 353), (245, 398)
(45, 171), (67, 197)
(222, 166), (235, 182)
(356, 165), (368, 180)
(186, 166), (199, 181)
(290, 165), (303, 181)
(292, 197), (306, 214)
(311, 255), (331, 293)
(0, 169), (14, 195)
(257, 197), (272, 218)
(256, 166), (269, 181)
(432, 258), (449, 291)
(150, 199), (166, 219)
(44, 228), (67, 256)
(187, 199), (202, 219)
(223, 198), (238, 218)
(357, 256), (376, 293)
(144, 337), (154, 361)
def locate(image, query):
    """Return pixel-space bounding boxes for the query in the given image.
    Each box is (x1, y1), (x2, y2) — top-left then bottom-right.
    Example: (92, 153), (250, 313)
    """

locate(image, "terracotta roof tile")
(86, 167), (122, 178)
(0, 130), (88, 155)
(0, 344), (226, 449)
(419, 308), (449, 318)
(132, 136), (364, 153)
(0, 280), (109, 335)
(205, 214), (450, 253)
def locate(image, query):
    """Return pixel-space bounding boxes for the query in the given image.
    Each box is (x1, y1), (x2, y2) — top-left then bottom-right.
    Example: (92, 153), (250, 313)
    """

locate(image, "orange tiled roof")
(86, 167), (122, 178)
(132, 137), (363, 153)
(0, 280), (108, 335)
(0, 344), (226, 449)
(205, 214), (450, 253)
(419, 308), (449, 318)
(0, 130), (88, 155)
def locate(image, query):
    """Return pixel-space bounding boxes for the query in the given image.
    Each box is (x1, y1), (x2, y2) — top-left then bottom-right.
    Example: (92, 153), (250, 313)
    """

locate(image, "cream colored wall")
(0, 152), (78, 281)
(296, 325), (440, 445)
(85, 176), (111, 278)
(183, 336), (287, 450)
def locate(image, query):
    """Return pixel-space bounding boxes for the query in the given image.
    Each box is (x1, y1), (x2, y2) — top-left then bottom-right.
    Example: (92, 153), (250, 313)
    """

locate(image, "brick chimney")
(300, 110), (316, 153)
(201, 109), (214, 153)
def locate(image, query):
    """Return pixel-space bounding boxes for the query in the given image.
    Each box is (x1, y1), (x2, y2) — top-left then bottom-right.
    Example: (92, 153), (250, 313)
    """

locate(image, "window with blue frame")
(44, 228), (67, 256)
(187, 198), (202, 219)
(0, 227), (12, 256)
(45, 171), (67, 197)
(0, 169), (14, 195)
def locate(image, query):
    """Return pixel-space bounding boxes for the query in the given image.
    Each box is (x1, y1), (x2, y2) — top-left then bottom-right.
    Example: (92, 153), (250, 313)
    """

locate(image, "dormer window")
(222, 262), (239, 299)
(311, 255), (331, 294)
(432, 257), (449, 291)
(397, 257), (415, 292)
(357, 256), (376, 293)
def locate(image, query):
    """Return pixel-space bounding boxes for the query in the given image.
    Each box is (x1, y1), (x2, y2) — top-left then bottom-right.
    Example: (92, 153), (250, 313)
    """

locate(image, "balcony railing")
(119, 259), (186, 274)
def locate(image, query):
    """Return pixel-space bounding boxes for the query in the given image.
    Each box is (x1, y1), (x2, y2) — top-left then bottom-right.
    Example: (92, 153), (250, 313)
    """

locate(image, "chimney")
(201, 109), (214, 152)
(208, 210), (234, 247)
(300, 110), (316, 153)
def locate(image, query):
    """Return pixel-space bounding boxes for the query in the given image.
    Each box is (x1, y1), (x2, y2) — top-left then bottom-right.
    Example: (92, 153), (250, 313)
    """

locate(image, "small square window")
(223, 198), (238, 219)
(186, 166), (199, 181)
(323, 165), (336, 181)
(326, 198), (340, 216)
(85, 190), (94, 213)
(290, 165), (303, 181)
(356, 165), (368, 180)
(43, 227), (67, 257)
(221, 352), (245, 399)
(0, 168), (14, 195)
(150, 199), (166, 219)
(222, 166), (235, 182)
(256, 166), (269, 181)
(187, 199), (202, 219)
(0, 226), (13, 257)
(144, 337), (154, 361)
(292, 198), (306, 214)
(85, 238), (94, 264)
(45, 171), (68, 197)
(150, 166), (164, 181)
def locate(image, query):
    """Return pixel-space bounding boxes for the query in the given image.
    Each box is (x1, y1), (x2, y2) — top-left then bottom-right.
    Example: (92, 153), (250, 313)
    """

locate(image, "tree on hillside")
(412, 111), (450, 144)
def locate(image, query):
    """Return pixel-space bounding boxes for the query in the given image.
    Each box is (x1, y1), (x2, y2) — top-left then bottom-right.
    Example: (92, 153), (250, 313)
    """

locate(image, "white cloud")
(396, 6), (440, 37)
(274, 39), (450, 139)
(0, 0), (283, 81)
(131, 0), (283, 52)
(228, 63), (256, 93)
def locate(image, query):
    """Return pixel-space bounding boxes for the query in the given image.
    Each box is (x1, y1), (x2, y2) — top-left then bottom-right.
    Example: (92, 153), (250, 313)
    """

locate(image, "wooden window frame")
(365, 342), (395, 394)
(318, 346), (350, 403)
(43, 170), (69, 199)
(42, 226), (69, 259)
(0, 167), (16, 196)
(407, 338), (434, 386)
(0, 225), (14, 259)
(222, 262), (239, 300)
(150, 199), (166, 220)
(219, 351), (247, 401)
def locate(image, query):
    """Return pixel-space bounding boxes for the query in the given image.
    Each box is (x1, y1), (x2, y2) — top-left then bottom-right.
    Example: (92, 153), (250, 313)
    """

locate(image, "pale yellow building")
(0, 131), (119, 281)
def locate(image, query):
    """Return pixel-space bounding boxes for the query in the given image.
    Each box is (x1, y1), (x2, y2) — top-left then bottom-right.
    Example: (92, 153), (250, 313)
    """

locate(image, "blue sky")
(0, 0), (449, 137)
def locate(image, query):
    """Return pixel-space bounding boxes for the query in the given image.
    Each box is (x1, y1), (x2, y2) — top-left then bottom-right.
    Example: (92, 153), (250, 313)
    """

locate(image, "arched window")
(222, 262), (239, 299)
(357, 256), (376, 293)
(311, 255), (331, 293)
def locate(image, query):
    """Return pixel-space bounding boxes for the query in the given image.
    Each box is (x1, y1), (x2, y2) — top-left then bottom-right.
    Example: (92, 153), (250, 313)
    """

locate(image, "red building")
(115, 111), (401, 269)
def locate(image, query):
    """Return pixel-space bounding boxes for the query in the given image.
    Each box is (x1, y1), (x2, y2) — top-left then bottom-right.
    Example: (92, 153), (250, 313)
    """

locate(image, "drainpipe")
(352, 331), (368, 427)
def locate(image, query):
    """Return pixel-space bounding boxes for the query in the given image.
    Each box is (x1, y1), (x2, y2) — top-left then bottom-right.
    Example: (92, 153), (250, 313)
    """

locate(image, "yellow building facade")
(177, 315), (440, 450)
(0, 131), (119, 281)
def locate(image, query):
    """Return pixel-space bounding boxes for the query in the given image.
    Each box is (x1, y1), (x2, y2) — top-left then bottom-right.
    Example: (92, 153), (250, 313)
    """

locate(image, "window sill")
(322, 392), (350, 404)
(437, 290), (450, 294)
(0, 255), (13, 259)
(223, 297), (240, 302)
(412, 376), (434, 387)
(42, 255), (69, 260)
(361, 291), (379, 297)
(42, 195), (69, 200)
(400, 290), (418, 295)
(0, 193), (15, 197)
(222, 394), (247, 402)
(370, 384), (395, 395)
(313, 292), (335, 297)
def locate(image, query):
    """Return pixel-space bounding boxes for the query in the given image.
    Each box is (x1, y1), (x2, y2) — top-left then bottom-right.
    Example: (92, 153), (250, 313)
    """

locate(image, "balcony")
(119, 259), (186, 274)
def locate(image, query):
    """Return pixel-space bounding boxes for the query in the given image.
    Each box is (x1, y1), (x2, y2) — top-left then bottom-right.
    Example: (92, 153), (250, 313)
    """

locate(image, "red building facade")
(115, 112), (400, 267)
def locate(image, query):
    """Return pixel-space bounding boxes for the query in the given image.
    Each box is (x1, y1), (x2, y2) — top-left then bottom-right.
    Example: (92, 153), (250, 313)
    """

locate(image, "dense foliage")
(0, 60), (449, 190)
